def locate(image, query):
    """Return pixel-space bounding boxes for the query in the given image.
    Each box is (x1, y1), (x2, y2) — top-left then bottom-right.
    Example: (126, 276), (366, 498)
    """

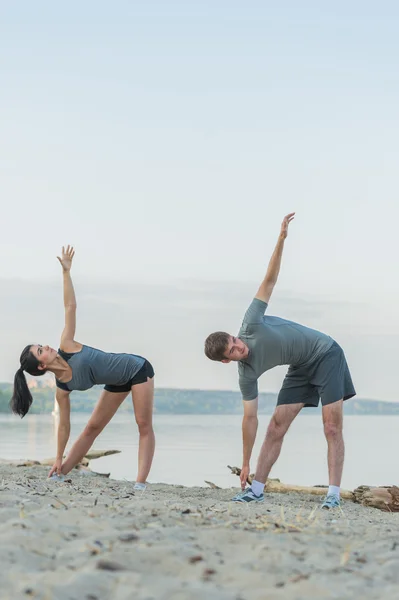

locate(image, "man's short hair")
(204, 332), (230, 361)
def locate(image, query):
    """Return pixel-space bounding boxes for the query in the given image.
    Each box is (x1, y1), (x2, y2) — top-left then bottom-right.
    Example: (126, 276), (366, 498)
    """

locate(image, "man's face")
(222, 336), (249, 363)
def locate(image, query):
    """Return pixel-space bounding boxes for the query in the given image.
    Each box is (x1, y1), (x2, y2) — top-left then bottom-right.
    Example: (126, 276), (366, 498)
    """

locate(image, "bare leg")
(322, 399), (344, 486)
(61, 390), (129, 475)
(132, 376), (155, 483)
(254, 403), (304, 483)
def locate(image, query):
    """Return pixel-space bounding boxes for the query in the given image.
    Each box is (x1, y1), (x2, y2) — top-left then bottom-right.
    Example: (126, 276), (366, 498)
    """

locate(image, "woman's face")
(30, 344), (57, 369)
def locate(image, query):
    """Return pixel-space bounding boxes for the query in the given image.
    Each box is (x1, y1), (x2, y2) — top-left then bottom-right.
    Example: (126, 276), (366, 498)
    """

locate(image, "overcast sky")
(1, 2), (398, 400)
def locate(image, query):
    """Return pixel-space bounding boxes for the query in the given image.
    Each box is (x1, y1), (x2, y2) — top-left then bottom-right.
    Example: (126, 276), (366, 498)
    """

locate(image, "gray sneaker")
(321, 494), (340, 509)
(231, 487), (265, 503)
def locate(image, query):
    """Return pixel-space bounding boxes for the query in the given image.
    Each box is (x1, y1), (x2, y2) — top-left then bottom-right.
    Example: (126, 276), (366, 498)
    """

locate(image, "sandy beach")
(1, 464), (399, 600)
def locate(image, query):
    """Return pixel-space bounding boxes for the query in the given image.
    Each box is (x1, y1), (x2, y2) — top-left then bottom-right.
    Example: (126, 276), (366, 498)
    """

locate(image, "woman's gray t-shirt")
(55, 345), (145, 391)
(238, 298), (334, 401)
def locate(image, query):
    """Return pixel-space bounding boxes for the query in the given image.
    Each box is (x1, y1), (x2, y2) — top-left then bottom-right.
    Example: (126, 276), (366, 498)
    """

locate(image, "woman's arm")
(57, 245), (79, 351)
(48, 388), (71, 477)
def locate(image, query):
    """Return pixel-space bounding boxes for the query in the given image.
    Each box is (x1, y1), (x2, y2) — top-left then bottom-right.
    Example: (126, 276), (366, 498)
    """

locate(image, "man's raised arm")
(255, 213), (295, 304)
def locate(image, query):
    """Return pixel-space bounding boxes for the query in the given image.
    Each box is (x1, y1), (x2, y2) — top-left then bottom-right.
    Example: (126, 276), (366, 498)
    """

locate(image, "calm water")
(0, 413), (397, 489)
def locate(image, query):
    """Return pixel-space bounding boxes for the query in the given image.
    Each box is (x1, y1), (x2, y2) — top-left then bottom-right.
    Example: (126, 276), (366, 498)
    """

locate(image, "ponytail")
(10, 368), (33, 418)
(10, 344), (46, 418)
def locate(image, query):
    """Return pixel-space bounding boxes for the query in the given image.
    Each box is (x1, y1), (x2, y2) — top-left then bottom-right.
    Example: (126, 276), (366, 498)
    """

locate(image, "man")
(204, 213), (355, 508)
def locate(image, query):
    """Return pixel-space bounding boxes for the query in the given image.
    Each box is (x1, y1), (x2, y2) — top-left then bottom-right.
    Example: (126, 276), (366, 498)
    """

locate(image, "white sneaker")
(133, 482), (147, 491)
(49, 473), (65, 482)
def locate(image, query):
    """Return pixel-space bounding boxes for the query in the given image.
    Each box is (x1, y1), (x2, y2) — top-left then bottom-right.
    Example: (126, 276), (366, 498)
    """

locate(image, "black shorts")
(104, 359), (154, 393)
(277, 341), (356, 408)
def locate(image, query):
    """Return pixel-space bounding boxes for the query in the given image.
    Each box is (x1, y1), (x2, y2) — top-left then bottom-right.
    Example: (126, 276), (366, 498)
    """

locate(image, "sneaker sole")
(231, 498), (265, 503)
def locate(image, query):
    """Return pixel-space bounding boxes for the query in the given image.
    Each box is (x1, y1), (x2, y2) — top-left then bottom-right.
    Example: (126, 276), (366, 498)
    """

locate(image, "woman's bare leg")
(132, 376), (155, 483)
(61, 390), (129, 474)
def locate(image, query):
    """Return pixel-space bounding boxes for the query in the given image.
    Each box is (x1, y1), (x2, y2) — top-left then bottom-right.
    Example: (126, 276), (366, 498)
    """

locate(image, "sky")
(1, 1), (399, 400)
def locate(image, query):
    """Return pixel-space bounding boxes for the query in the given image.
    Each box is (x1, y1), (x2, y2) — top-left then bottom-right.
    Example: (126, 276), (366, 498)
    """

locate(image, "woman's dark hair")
(10, 345), (46, 418)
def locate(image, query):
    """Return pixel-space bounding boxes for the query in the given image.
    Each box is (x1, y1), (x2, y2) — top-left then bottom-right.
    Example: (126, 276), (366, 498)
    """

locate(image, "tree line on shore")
(0, 383), (398, 415)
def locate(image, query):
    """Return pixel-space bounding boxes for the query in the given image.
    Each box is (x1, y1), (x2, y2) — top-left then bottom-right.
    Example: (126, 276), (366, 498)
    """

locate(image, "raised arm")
(255, 213), (295, 304)
(57, 245), (79, 352)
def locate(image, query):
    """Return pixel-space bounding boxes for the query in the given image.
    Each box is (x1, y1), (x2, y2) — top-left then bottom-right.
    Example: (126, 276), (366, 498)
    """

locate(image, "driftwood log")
(352, 485), (399, 512)
(227, 466), (399, 512)
(227, 465), (354, 501)
(0, 450), (121, 477)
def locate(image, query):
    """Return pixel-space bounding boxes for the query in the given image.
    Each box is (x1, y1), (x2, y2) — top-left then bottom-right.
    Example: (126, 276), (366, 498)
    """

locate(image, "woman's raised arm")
(57, 245), (78, 351)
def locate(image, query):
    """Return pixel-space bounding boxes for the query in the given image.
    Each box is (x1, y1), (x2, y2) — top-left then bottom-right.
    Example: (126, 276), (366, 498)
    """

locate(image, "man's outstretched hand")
(280, 212), (295, 239)
(240, 464), (250, 490)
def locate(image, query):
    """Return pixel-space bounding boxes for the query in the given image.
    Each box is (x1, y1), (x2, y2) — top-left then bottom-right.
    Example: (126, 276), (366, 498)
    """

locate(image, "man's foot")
(231, 488), (265, 503)
(321, 494), (340, 509)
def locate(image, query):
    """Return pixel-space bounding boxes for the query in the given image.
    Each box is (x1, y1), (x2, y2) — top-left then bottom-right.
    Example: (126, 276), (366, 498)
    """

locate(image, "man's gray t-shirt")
(238, 298), (334, 400)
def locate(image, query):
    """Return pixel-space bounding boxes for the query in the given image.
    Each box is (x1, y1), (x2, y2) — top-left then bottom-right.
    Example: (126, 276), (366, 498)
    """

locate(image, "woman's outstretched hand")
(57, 245), (75, 272)
(48, 458), (63, 478)
(279, 213), (295, 239)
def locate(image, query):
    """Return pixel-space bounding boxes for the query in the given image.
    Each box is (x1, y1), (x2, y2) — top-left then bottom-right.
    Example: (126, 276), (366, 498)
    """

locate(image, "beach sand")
(1, 464), (399, 600)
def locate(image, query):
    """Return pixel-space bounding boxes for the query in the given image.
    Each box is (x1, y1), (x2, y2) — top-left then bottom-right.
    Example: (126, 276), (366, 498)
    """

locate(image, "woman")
(11, 246), (155, 488)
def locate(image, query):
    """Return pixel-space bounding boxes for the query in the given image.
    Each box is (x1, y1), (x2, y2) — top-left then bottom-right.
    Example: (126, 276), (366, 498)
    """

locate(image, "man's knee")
(323, 420), (342, 440)
(267, 414), (288, 440)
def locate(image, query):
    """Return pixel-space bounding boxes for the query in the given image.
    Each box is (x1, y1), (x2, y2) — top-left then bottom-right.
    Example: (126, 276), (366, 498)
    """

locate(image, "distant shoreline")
(0, 382), (398, 415)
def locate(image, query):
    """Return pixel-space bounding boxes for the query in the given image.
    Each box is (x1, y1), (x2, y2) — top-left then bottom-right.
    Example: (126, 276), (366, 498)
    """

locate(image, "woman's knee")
(83, 422), (103, 438)
(135, 417), (153, 436)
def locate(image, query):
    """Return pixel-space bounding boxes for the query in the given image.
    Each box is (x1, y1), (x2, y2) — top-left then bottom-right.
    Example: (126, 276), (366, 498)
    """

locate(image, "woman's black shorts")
(104, 359), (154, 393)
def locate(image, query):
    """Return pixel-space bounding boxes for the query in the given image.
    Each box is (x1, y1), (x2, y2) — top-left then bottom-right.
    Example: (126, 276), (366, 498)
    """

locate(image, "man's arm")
(255, 213), (295, 304)
(240, 398), (258, 489)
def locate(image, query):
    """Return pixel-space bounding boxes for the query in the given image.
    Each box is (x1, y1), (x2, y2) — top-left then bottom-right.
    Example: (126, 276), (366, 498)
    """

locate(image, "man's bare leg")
(322, 399), (344, 487)
(254, 402), (304, 484)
